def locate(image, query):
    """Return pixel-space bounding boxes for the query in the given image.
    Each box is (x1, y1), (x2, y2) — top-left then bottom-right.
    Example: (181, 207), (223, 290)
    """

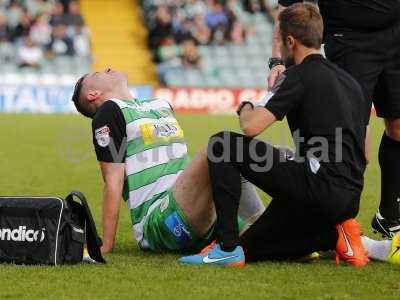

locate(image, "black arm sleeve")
(91, 101), (127, 163)
(279, 0), (303, 7)
(262, 69), (305, 121)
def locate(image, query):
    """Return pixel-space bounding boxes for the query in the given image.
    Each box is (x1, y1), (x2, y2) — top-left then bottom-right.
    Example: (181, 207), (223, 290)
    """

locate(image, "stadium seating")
(0, 0), (91, 80)
(140, 0), (276, 88)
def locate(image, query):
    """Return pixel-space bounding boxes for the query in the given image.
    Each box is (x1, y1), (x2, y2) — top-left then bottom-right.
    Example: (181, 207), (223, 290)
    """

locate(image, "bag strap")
(65, 191), (106, 263)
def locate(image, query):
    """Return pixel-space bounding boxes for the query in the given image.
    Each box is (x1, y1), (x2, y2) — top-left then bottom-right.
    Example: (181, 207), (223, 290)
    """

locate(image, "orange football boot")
(336, 219), (369, 267)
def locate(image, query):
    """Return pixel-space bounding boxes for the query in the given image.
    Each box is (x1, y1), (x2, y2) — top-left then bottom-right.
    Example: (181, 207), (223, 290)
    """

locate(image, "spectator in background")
(59, 0), (73, 12)
(212, 24), (227, 45)
(25, 0), (52, 18)
(65, 0), (84, 27)
(30, 13), (52, 46)
(0, 12), (14, 63)
(185, 0), (207, 18)
(244, 0), (262, 13)
(205, 1), (228, 30)
(181, 39), (201, 68)
(230, 20), (245, 44)
(149, 5), (173, 57)
(158, 35), (181, 62)
(157, 35), (182, 83)
(18, 36), (43, 68)
(244, 0), (277, 21)
(191, 13), (210, 44)
(46, 23), (74, 57)
(205, 0), (239, 45)
(6, 0), (23, 30)
(0, 12), (8, 41)
(10, 9), (32, 41)
(174, 18), (193, 44)
(49, 1), (67, 26)
(73, 25), (90, 58)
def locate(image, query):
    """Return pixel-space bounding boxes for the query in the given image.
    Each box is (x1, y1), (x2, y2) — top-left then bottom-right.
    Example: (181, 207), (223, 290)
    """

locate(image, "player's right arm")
(99, 161), (124, 253)
(91, 101), (127, 253)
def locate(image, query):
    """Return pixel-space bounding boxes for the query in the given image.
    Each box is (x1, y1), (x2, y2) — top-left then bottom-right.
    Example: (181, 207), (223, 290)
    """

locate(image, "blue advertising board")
(0, 85), (153, 113)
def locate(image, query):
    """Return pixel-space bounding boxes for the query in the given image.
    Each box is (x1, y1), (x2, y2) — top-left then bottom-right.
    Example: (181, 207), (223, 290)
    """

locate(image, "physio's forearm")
(240, 106), (258, 137)
(239, 105), (277, 138)
(239, 107), (253, 130)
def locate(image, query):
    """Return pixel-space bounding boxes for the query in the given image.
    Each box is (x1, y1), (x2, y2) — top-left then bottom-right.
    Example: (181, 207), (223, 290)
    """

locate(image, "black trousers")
(207, 131), (361, 262)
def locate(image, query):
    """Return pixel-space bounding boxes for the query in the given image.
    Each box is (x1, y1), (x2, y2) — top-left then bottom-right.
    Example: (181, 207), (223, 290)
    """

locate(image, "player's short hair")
(279, 3), (323, 49)
(71, 74), (94, 118)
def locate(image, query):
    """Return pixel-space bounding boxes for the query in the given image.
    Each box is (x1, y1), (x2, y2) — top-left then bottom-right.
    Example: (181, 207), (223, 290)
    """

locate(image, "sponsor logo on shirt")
(140, 121), (184, 145)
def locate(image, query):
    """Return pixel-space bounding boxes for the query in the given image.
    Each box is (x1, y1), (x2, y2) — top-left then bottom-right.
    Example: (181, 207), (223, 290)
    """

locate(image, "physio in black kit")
(269, 0), (400, 238)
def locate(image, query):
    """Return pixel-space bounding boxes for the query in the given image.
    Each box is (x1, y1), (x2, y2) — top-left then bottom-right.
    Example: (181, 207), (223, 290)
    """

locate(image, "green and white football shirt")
(92, 98), (190, 249)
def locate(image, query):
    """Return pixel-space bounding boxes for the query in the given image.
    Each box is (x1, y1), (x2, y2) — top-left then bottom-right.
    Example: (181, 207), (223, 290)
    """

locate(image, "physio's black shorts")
(324, 22), (400, 119)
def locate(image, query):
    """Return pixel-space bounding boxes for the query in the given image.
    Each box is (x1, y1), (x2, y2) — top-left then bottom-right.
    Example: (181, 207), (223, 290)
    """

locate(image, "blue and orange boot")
(179, 242), (245, 267)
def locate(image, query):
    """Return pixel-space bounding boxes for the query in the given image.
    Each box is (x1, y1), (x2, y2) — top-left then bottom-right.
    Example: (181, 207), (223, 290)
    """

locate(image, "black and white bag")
(0, 191), (105, 265)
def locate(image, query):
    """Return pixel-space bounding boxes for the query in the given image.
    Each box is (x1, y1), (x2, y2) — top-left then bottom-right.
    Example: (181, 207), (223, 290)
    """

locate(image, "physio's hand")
(267, 64), (286, 91)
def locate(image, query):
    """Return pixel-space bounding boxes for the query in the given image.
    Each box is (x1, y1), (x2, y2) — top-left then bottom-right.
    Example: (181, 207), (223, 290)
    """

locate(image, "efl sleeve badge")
(95, 125), (111, 147)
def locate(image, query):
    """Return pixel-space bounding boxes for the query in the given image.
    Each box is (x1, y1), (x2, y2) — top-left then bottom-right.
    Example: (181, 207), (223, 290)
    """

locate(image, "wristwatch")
(236, 101), (254, 116)
(268, 57), (284, 70)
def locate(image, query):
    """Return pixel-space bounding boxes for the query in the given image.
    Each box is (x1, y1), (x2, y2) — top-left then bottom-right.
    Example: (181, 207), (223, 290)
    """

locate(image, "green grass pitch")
(0, 113), (399, 300)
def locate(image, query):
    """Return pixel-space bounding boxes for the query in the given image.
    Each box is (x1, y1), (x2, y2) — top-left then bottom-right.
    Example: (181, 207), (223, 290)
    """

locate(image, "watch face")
(269, 58), (283, 69)
(268, 58), (275, 65)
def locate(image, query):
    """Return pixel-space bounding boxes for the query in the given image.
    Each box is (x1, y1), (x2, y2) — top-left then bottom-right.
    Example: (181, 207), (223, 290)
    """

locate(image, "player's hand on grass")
(101, 242), (113, 253)
(268, 64), (286, 90)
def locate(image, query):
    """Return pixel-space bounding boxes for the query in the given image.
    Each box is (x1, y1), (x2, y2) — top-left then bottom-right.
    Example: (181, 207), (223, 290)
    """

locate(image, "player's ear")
(87, 90), (102, 102)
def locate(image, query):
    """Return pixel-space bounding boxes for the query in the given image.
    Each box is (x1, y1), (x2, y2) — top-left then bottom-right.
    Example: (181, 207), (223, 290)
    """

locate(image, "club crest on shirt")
(95, 125), (111, 147)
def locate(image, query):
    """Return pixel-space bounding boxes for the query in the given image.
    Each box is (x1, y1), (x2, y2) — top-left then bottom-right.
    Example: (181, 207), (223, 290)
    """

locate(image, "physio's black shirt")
(279, 0), (400, 32)
(263, 54), (367, 189)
